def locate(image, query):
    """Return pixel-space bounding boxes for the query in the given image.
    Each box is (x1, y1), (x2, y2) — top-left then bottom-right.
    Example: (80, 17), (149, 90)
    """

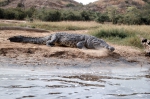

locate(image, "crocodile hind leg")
(76, 41), (85, 49)
(46, 34), (57, 47)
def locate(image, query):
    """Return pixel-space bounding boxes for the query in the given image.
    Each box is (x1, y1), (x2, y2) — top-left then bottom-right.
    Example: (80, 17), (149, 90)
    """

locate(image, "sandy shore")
(0, 29), (149, 65)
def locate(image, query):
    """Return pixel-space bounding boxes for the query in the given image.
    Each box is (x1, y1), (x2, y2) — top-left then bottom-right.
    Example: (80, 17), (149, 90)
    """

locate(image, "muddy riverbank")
(0, 55), (150, 99)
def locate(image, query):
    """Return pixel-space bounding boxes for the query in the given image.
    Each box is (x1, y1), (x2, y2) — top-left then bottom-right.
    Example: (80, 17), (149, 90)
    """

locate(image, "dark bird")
(141, 38), (147, 44)
(141, 38), (148, 49)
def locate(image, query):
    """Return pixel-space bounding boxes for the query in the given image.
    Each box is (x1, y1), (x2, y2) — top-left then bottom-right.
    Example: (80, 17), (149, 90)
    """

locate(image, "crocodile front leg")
(76, 41), (85, 49)
(46, 34), (57, 47)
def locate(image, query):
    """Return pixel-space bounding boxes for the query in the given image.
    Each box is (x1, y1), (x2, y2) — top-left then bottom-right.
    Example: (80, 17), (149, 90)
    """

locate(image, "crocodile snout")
(106, 46), (115, 52)
(109, 47), (115, 52)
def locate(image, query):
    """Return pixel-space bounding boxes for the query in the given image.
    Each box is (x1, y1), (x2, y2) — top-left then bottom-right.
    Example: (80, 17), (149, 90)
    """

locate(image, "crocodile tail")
(8, 35), (49, 44)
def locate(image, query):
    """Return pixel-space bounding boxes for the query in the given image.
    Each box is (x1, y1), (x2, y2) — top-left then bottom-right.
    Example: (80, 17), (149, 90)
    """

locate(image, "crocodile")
(8, 32), (115, 52)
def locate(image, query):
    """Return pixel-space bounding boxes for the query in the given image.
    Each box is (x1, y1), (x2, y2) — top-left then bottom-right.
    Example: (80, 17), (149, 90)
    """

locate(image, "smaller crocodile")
(8, 32), (115, 52)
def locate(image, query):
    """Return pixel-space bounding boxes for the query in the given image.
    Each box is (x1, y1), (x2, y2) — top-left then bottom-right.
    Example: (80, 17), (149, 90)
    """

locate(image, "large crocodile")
(8, 32), (115, 52)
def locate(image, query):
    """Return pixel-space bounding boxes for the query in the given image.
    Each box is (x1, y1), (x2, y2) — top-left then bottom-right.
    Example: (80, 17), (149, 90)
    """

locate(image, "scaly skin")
(8, 32), (115, 52)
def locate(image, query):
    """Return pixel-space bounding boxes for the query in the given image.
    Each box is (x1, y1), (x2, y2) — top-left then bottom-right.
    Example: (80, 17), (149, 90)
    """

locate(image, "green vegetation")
(0, 3), (150, 25)
(91, 28), (141, 48)
(0, 8), (26, 20)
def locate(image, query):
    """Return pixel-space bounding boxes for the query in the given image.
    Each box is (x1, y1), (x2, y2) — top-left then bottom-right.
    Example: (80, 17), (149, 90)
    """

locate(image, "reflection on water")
(0, 65), (150, 99)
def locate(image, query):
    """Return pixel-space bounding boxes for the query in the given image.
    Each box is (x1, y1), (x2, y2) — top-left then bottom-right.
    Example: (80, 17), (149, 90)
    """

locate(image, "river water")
(0, 57), (150, 99)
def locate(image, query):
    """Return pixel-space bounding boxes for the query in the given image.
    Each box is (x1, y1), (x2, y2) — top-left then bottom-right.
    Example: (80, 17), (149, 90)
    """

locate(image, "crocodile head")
(106, 46), (115, 52)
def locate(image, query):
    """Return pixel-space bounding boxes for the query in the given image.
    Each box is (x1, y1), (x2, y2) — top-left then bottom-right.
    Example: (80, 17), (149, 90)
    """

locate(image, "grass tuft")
(93, 28), (133, 39)
(0, 20), (100, 31)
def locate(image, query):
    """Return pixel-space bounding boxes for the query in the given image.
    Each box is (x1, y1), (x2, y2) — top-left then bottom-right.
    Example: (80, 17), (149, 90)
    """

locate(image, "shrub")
(0, 8), (4, 18)
(25, 7), (36, 18)
(35, 9), (61, 21)
(47, 10), (61, 21)
(17, 3), (24, 8)
(66, 3), (75, 7)
(1, 8), (26, 20)
(15, 11), (25, 20)
(95, 13), (109, 23)
(62, 11), (82, 21)
(4, 9), (15, 19)
(14, 8), (26, 20)
(80, 11), (91, 21)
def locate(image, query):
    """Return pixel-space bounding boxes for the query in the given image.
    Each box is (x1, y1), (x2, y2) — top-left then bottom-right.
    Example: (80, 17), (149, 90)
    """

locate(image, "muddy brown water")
(0, 56), (150, 99)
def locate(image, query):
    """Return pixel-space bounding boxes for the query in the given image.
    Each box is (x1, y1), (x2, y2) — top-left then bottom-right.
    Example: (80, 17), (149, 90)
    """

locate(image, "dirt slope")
(0, 0), (80, 9)
(1, 0), (150, 13)
(86, 0), (149, 12)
